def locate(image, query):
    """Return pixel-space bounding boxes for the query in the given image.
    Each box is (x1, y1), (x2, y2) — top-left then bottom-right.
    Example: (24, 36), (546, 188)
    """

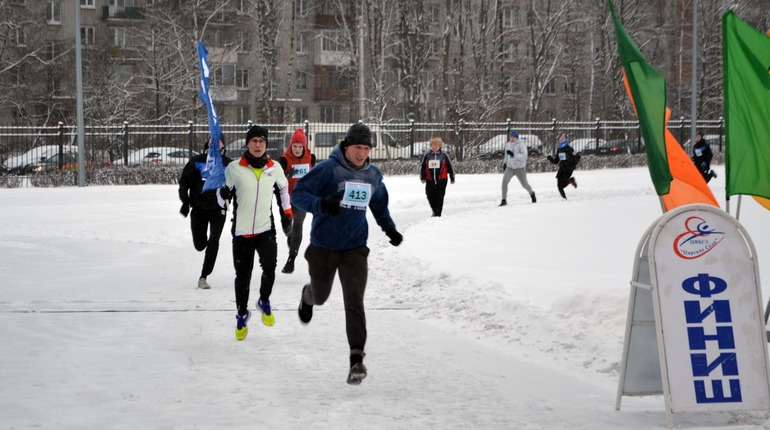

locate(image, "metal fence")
(0, 118), (725, 174)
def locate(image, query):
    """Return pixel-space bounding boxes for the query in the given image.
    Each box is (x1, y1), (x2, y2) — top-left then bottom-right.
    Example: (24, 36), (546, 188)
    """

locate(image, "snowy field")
(2, 165), (770, 429)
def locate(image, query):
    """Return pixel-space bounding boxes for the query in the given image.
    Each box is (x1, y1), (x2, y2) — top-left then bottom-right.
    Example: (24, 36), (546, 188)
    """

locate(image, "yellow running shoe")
(235, 310), (251, 340)
(257, 299), (275, 327)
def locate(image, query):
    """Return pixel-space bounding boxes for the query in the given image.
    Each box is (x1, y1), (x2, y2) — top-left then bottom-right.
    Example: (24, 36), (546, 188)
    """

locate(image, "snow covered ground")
(2, 165), (770, 429)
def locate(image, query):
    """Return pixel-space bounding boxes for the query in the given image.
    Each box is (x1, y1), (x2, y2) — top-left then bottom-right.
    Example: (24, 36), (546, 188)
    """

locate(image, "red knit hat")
(290, 128), (307, 145)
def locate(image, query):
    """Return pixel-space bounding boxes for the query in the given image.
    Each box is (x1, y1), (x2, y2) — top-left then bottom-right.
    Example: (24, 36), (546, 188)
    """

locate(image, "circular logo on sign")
(673, 216), (725, 259)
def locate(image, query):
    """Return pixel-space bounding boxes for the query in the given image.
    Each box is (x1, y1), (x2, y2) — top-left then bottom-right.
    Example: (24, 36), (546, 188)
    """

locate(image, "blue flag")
(197, 41), (226, 192)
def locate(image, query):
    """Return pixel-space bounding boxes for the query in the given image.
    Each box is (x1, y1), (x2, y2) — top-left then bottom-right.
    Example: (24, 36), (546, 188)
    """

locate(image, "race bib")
(694, 148), (703, 157)
(342, 182), (372, 209)
(428, 159), (440, 169)
(558, 152), (566, 161)
(292, 163), (310, 178)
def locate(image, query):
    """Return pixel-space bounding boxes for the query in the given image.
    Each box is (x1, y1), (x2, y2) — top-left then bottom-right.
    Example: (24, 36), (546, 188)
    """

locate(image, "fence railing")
(0, 118), (725, 173)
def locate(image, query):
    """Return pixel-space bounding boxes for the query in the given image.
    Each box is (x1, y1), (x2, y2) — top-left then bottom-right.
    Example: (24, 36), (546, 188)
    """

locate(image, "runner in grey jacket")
(499, 130), (536, 206)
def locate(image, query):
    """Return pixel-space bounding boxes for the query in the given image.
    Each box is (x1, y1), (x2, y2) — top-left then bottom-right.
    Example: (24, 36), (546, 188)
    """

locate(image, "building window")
(544, 78), (556, 95)
(321, 31), (347, 52)
(47, 2), (62, 24)
(295, 71), (307, 90)
(109, 27), (131, 47)
(503, 42), (515, 62)
(564, 76), (576, 95)
(320, 106), (342, 123)
(236, 31), (250, 51)
(110, 0), (135, 6)
(215, 64), (236, 86)
(428, 39), (439, 57)
(11, 0), (26, 5)
(326, 69), (348, 89)
(12, 27), (26, 46)
(296, 0), (309, 16)
(321, 0), (345, 15)
(237, 106), (251, 124)
(80, 0), (95, 7)
(236, 68), (249, 88)
(11, 66), (23, 86)
(502, 7), (516, 28)
(81, 27), (95, 45)
(45, 40), (62, 61)
(295, 33), (308, 54)
(210, 30), (224, 48)
(294, 107), (308, 123)
(50, 75), (63, 96)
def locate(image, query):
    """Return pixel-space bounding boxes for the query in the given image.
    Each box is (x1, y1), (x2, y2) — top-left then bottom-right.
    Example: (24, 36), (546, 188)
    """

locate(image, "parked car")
(569, 138), (608, 155)
(476, 133), (543, 157)
(113, 147), (193, 166)
(27, 152), (79, 173)
(3, 145), (78, 174)
(304, 124), (398, 160)
(225, 138), (284, 160)
(595, 138), (645, 155)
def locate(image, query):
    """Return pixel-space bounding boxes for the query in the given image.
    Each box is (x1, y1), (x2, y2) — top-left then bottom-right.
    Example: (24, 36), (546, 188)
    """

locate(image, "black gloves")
(218, 186), (231, 201)
(280, 213), (292, 236)
(547, 155), (555, 162)
(179, 202), (190, 217)
(320, 197), (341, 215)
(386, 229), (403, 246)
(506, 150), (515, 157)
(501, 163), (506, 173)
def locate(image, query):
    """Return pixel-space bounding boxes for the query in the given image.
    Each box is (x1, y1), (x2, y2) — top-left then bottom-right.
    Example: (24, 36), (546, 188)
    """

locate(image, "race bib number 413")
(342, 182), (372, 209)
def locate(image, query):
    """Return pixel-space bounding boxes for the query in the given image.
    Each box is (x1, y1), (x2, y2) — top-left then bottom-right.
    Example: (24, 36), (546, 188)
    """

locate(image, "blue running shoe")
(235, 310), (251, 341)
(257, 299), (275, 326)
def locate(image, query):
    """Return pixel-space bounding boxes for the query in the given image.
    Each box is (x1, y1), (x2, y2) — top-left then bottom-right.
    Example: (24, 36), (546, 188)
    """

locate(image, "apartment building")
(2, 0), (732, 127)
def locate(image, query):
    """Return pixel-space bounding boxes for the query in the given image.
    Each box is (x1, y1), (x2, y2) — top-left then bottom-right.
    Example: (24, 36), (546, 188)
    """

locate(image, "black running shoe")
(298, 285), (313, 324)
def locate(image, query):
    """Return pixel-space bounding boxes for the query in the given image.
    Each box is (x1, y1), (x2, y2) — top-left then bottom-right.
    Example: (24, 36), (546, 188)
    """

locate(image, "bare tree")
(524, 0), (575, 120)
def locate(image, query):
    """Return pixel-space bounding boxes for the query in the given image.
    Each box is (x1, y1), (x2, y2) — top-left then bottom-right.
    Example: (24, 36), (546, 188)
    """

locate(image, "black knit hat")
(245, 125), (269, 146)
(342, 123), (372, 148)
(204, 134), (226, 151)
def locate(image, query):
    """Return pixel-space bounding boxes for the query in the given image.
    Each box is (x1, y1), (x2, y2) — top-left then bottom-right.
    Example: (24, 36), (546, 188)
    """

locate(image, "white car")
(113, 147), (193, 166)
(3, 145), (78, 173)
(476, 133), (543, 156)
(569, 138), (607, 154)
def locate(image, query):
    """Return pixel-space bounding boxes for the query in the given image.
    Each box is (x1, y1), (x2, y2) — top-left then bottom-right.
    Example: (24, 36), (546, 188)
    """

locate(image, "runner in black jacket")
(547, 134), (581, 200)
(178, 137), (233, 289)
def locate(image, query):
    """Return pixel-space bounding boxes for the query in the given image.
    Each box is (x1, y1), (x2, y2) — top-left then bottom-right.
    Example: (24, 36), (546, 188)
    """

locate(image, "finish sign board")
(616, 204), (770, 427)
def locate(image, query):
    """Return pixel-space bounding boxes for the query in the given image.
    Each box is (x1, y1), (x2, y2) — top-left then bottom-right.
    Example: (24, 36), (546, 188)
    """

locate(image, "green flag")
(609, 0), (672, 195)
(723, 11), (770, 200)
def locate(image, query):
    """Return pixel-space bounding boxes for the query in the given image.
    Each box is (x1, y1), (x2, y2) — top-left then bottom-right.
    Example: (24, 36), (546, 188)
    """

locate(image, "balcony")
(314, 50), (352, 67)
(102, 6), (145, 20)
(313, 87), (352, 102)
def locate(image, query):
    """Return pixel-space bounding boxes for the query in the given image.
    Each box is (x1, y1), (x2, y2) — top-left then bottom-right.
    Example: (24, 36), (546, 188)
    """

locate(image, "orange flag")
(621, 73), (719, 212)
(659, 109), (720, 211)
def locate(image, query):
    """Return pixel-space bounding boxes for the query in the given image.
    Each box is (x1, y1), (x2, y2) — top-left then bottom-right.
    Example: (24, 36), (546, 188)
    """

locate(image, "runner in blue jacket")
(291, 122), (403, 385)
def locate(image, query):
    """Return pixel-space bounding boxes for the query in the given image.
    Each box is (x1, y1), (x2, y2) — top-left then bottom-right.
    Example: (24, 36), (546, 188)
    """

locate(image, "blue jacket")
(292, 145), (396, 251)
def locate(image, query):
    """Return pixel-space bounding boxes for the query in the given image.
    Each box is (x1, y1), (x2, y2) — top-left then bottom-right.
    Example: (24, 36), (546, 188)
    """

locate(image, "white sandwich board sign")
(616, 204), (770, 428)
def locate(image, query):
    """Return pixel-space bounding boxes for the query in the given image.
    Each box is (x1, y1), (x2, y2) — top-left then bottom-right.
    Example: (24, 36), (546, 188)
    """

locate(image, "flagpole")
(689, 0), (698, 162)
